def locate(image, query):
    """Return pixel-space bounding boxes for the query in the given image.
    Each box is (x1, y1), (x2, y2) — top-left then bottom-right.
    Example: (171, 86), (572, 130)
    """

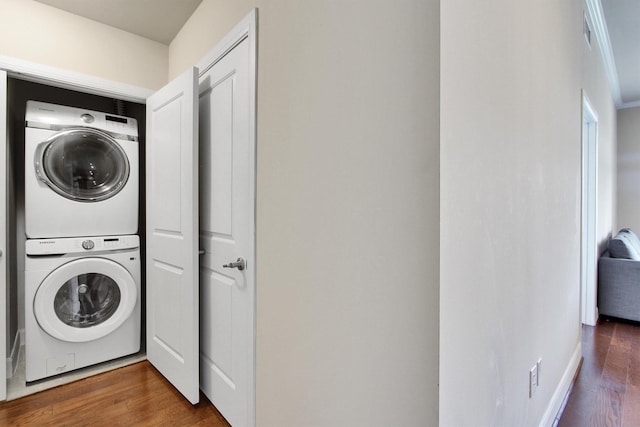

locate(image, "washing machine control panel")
(26, 235), (140, 256)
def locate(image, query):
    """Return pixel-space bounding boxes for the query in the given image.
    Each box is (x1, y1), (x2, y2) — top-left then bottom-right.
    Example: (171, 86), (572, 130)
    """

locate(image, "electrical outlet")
(537, 358), (542, 386)
(529, 364), (538, 398)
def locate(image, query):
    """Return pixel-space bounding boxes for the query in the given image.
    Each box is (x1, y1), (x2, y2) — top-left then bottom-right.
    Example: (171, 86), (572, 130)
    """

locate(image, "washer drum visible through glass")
(34, 127), (130, 202)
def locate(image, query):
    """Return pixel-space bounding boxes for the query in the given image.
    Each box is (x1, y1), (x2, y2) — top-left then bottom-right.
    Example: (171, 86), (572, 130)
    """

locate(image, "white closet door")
(0, 70), (7, 401)
(198, 33), (255, 426)
(146, 67), (199, 404)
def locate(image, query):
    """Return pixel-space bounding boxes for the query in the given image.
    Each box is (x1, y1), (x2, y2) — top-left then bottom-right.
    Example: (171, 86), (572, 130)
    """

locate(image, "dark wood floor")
(0, 361), (230, 426)
(5, 321), (638, 426)
(558, 318), (640, 427)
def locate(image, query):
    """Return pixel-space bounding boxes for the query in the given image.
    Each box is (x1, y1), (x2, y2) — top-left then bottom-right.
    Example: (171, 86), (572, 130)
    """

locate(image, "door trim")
(0, 64), (145, 400)
(196, 9), (257, 426)
(0, 54), (152, 102)
(0, 70), (7, 401)
(581, 90), (598, 326)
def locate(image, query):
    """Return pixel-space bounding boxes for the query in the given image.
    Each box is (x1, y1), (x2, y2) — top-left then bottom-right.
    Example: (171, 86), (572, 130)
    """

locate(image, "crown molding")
(585, 0), (622, 108)
(619, 100), (640, 110)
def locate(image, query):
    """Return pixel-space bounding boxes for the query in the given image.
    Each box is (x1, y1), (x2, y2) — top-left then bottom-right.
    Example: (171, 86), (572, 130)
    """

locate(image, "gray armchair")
(598, 228), (640, 322)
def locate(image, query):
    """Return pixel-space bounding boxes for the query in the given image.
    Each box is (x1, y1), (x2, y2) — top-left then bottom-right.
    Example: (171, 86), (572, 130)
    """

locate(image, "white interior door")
(0, 70), (7, 401)
(198, 35), (254, 426)
(146, 67), (200, 404)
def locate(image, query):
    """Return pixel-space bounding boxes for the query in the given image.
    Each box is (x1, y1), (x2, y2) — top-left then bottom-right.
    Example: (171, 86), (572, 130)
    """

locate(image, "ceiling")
(34, 0), (203, 45)
(601, 0), (640, 107)
(32, 0), (638, 108)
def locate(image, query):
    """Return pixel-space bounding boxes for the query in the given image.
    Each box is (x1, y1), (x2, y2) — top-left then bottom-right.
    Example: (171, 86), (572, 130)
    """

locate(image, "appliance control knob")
(81, 113), (94, 123)
(82, 240), (95, 250)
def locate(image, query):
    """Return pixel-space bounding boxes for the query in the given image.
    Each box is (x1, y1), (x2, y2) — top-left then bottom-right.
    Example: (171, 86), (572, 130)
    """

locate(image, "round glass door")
(34, 258), (137, 343)
(35, 128), (130, 202)
(54, 273), (121, 328)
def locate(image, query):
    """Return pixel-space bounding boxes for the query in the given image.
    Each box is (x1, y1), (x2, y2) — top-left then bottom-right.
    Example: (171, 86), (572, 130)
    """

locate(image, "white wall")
(441, 0), (616, 425)
(0, 0), (168, 90)
(171, 1), (440, 425)
(617, 107), (640, 232)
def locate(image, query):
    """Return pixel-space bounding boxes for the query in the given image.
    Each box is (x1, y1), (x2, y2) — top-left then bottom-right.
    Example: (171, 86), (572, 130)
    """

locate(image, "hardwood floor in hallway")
(558, 318), (640, 427)
(0, 361), (230, 426)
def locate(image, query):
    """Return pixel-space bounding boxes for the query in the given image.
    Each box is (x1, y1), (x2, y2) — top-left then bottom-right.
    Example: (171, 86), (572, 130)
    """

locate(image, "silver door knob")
(223, 258), (246, 271)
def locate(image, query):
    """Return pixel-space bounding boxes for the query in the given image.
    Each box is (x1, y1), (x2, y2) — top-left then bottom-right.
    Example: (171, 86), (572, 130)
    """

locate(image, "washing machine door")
(34, 127), (130, 202)
(33, 257), (137, 343)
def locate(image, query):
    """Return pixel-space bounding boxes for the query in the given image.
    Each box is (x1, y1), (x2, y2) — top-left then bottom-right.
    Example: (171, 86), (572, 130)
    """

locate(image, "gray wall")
(255, 2), (440, 425)
(617, 106), (640, 233)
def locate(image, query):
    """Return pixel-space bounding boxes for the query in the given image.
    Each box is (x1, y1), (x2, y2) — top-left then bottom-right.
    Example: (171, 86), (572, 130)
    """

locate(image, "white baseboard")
(539, 341), (582, 427)
(5, 329), (22, 379)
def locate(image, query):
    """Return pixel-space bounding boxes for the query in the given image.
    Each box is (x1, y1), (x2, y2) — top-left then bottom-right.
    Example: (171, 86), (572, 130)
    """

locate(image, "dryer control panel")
(25, 100), (138, 140)
(26, 235), (140, 256)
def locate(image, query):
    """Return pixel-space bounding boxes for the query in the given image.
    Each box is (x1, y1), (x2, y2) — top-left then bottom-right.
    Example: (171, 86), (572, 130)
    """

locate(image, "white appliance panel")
(25, 101), (139, 238)
(24, 236), (141, 382)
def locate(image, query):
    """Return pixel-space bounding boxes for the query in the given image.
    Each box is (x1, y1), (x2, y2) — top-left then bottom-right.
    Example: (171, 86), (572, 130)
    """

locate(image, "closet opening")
(5, 77), (147, 399)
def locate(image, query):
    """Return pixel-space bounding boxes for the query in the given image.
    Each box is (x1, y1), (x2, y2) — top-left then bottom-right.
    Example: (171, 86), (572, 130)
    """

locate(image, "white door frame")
(581, 91), (598, 326)
(0, 59), (149, 403)
(196, 10), (257, 426)
(0, 70), (8, 401)
(0, 55), (152, 102)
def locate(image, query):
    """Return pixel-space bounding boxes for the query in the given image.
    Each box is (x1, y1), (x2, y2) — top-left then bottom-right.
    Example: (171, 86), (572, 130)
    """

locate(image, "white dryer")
(25, 235), (141, 382)
(25, 101), (139, 238)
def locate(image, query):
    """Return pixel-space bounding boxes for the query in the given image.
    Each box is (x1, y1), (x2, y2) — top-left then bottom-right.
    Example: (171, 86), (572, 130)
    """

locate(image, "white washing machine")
(25, 235), (141, 382)
(25, 100), (139, 239)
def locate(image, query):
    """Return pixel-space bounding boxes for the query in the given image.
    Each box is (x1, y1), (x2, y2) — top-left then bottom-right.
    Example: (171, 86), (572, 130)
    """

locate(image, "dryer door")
(33, 257), (137, 343)
(35, 128), (130, 202)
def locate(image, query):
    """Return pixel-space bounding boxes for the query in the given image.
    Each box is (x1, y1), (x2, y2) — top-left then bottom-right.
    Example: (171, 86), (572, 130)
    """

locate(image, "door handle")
(223, 258), (246, 271)
(198, 249), (205, 255)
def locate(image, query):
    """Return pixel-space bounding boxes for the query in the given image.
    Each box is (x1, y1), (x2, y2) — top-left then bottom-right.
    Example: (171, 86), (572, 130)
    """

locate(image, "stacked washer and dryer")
(24, 101), (141, 382)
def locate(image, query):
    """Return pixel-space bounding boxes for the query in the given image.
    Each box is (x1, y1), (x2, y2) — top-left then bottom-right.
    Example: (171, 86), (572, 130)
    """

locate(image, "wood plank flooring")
(558, 318), (640, 427)
(0, 361), (230, 426)
(8, 320), (638, 426)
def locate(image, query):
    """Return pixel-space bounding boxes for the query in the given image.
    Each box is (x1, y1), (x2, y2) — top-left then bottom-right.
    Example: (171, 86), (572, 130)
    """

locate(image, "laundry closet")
(0, 10), (257, 427)
(5, 77), (148, 386)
